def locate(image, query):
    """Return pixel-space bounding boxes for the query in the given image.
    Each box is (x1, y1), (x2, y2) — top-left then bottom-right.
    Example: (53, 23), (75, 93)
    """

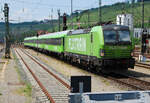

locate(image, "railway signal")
(57, 9), (61, 31)
(3, 3), (11, 58)
(141, 29), (147, 54)
(63, 13), (67, 30)
(141, 0), (147, 55)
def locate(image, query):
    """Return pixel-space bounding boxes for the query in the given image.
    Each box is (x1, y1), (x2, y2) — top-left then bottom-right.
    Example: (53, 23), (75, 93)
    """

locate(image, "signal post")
(3, 3), (11, 58)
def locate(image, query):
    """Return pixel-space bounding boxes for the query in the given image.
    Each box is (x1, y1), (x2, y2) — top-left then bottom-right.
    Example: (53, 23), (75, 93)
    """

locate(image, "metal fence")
(69, 91), (150, 103)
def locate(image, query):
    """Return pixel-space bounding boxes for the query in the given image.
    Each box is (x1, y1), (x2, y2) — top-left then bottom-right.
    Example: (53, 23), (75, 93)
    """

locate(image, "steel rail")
(135, 64), (150, 69)
(20, 48), (71, 90)
(15, 49), (56, 103)
(129, 76), (150, 86)
(107, 76), (145, 90)
(135, 62), (150, 69)
(108, 74), (150, 90)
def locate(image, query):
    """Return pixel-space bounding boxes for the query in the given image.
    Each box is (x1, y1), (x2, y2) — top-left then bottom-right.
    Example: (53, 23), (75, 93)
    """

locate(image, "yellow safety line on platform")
(0, 61), (8, 82)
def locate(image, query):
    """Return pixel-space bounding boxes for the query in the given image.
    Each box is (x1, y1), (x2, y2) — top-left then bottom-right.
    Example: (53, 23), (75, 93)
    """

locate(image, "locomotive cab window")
(103, 30), (117, 44)
(103, 29), (131, 45)
(118, 30), (131, 42)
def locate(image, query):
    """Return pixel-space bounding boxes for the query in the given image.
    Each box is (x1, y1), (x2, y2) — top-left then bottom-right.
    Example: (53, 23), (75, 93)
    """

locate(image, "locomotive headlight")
(100, 49), (105, 57)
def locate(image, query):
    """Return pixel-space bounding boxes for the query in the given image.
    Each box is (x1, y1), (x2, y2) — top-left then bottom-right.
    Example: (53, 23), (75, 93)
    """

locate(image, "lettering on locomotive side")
(54, 46), (58, 50)
(68, 37), (86, 52)
(46, 45), (49, 49)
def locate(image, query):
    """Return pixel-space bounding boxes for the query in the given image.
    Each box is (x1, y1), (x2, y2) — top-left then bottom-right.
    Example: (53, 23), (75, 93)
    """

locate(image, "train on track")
(24, 25), (135, 73)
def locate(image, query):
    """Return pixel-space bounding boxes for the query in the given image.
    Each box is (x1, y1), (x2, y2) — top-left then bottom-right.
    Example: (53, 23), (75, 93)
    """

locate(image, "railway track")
(15, 48), (70, 103)
(108, 74), (150, 90)
(135, 62), (150, 69)
(14, 47), (150, 102)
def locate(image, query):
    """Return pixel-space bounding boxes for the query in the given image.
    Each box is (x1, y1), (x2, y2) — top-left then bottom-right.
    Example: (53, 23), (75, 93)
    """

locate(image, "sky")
(0, 0), (125, 23)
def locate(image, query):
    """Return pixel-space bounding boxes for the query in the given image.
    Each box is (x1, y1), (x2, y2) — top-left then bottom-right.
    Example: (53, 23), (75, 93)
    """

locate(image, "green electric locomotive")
(24, 25), (135, 72)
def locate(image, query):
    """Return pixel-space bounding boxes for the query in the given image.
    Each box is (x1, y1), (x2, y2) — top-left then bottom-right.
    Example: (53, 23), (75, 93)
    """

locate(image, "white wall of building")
(116, 14), (133, 30)
(133, 28), (150, 38)
(134, 28), (143, 38)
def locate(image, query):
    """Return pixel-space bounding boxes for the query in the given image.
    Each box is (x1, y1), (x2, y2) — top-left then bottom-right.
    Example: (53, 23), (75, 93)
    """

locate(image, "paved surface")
(0, 55), (29, 103)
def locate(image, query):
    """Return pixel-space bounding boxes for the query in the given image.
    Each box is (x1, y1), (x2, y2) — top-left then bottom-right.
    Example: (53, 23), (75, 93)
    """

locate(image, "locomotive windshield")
(103, 30), (116, 44)
(118, 30), (130, 42)
(103, 30), (131, 44)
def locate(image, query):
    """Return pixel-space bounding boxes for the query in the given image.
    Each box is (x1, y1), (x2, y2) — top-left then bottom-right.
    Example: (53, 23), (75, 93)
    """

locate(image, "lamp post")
(99, 0), (102, 24)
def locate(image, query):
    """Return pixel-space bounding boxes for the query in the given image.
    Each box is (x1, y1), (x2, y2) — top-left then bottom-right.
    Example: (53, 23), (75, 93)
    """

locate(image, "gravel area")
(25, 48), (125, 92)
(16, 48), (70, 103)
(14, 49), (48, 103)
(0, 53), (30, 103)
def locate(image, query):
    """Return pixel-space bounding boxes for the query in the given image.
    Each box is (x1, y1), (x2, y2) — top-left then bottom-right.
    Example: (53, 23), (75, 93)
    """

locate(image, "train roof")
(67, 29), (91, 35)
(39, 30), (70, 39)
(24, 36), (37, 40)
(102, 24), (129, 30)
(24, 30), (70, 40)
(67, 25), (129, 36)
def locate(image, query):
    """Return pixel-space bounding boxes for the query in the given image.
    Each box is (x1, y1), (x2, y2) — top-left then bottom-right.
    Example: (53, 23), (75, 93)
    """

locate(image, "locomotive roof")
(102, 25), (129, 30)
(67, 25), (129, 35)
(67, 29), (91, 35)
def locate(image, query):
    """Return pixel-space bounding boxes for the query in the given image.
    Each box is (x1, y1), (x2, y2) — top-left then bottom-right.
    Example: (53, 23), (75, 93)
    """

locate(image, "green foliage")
(133, 37), (141, 45)
(23, 83), (32, 97)
(17, 83), (32, 97)
(77, 2), (150, 28)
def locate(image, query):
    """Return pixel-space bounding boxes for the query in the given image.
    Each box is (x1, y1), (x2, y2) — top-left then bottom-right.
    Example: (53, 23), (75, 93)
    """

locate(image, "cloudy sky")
(0, 0), (125, 23)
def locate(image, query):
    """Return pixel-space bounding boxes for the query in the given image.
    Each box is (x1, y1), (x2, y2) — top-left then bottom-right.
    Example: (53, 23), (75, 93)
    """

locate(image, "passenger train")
(24, 25), (135, 73)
